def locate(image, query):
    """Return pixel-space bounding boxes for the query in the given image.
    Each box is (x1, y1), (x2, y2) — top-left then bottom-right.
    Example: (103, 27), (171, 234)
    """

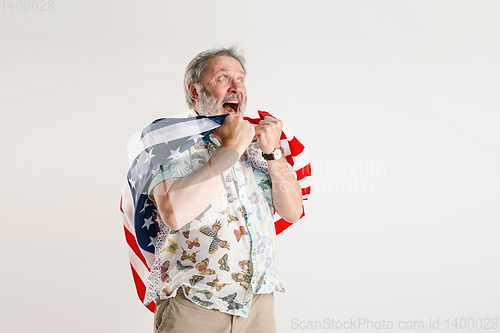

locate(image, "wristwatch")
(262, 147), (283, 161)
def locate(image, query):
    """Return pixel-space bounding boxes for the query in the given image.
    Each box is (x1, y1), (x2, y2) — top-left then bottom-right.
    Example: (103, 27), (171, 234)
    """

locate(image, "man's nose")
(228, 80), (241, 94)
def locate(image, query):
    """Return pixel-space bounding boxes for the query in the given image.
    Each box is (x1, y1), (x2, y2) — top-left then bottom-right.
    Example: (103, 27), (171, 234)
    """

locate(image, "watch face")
(273, 148), (282, 160)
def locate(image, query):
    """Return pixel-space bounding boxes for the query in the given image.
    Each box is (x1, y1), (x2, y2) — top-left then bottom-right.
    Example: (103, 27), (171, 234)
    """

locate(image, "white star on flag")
(188, 133), (204, 142)
(144, 150), (155, 163)
(147, 235), (157, 247)
(140, 202), (149, 213)
(169, 146), (181, 158)
(142, 216), (155, 230)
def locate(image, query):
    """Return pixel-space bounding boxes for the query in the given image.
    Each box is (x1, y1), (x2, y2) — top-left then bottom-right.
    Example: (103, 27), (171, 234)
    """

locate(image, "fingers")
(255, 116), (283, 153)
(218, 115), (284, 155)
(218, 115), (255, 155)
(255, 116), (283, 134)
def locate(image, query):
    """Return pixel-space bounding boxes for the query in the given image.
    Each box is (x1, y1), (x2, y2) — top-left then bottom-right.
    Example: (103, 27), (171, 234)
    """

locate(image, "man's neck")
(212, 130), (222, 145)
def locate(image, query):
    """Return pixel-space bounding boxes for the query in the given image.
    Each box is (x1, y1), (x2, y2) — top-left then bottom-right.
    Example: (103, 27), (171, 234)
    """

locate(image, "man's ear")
(188, 83), (199, 103)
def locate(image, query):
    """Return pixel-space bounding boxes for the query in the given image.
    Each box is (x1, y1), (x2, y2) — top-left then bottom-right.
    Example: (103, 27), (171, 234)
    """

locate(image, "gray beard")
(197, 87), (247, 117)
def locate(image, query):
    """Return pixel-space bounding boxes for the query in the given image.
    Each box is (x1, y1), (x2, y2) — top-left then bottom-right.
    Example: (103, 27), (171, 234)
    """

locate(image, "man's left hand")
(254, 116), (283, 153)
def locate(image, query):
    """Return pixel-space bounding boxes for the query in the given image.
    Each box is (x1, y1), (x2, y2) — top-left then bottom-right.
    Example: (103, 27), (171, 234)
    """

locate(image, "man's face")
(196, 55), (247, 117)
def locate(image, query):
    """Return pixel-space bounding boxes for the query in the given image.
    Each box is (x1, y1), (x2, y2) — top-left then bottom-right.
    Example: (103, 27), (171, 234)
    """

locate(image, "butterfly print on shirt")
(225, 186), (238, 203)
(218, 207), (239, 226)
(218, 253), (230, 271)
(197, 290), (213, 299)
(176, 260), (194, 272)
(207, 275), (230, 292)
(186, 238), (200, 249)
(231, 260), (252, 290)
(199, 220), (230, 254)
(189, 275), (204, 286)
(195, 258), (216, 275)
(192, 295), (213, 308)
(233, 226), (248, 242)
(180, 248), (200, 263)
(160, 261), (171, 283)
(162, 239), (179, 254)
(220, 292), (243, 311)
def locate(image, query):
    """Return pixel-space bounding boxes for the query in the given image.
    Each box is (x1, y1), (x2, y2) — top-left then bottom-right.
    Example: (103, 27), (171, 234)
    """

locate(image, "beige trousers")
(154, 290), (276, 333)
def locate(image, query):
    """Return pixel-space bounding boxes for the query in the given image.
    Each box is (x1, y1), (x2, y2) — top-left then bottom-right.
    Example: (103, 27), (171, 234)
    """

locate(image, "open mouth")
(222, 100), (239, 115)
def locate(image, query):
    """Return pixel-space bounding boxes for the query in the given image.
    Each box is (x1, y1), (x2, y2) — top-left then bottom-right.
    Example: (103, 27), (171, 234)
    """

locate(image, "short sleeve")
(253, 167), (274, 214)
(251, 158), (297, 214)
(148, 150), (194, 201)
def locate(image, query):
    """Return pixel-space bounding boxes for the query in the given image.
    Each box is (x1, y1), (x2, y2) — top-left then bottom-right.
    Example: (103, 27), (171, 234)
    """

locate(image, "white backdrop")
(1, 1), (499, 332)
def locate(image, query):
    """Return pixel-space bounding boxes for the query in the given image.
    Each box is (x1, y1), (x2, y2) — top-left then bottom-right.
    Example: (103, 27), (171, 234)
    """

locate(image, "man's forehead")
(208, 56), (245, 75)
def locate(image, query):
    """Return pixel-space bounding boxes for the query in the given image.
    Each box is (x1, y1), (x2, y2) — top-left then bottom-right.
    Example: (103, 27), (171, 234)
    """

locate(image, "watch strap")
(262, 147), (282, 161)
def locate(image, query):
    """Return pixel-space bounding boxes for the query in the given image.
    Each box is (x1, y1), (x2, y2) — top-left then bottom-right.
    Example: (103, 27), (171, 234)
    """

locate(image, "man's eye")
(218, 76), (227, 82)
(237, 78), (244, 83)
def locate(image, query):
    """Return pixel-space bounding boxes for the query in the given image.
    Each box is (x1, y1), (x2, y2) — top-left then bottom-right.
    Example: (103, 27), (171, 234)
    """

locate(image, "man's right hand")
(217, 115), (255, 156)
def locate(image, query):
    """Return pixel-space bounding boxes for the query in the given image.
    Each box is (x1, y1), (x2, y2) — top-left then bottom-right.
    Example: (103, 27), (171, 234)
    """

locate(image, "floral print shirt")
(143, 132), (285, 317)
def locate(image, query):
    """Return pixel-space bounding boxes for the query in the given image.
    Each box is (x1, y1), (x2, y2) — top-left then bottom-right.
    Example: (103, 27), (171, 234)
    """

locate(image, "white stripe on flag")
(292, 152), (310, 171)
(127, 118), (220, 164)
(121, 183), (135, 230)
(122, 183), (156, 267)
(298, 176), (312, 189)
(281, 124), (295, 142)
(279, 139), (291, 157)
(128, 247), (151, 282)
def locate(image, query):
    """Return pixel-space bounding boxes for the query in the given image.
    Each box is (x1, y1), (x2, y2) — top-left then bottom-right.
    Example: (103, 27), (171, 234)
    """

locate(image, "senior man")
(144, 47), (303, 333)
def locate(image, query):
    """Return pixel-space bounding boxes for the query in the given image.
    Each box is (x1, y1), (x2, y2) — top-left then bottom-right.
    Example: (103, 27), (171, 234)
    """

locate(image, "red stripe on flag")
(255, 111), (288, 140)
(119, 195), (124, 213)
(146, 299), (155, 312)
(288, 137), (304, 156)
(274, 206), (305, 235)
(130, 264), (155, 312)
(274, 219), (292, 235)
(244, 111), (286, 143)
(124, 226), (149, 269)
(296, 164), (311, 181)
(301, 186), (311, 196)
(257, 110), (272, 119)
(243, 116), (260, 125)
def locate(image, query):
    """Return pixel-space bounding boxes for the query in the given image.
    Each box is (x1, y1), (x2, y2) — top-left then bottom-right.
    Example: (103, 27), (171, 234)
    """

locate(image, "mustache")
(221, 94), (243, 104)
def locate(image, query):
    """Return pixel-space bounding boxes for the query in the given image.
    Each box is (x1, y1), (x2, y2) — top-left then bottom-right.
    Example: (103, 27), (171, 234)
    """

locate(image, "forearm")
(153, 148), (237, 230)
(268, 158), (303, 223)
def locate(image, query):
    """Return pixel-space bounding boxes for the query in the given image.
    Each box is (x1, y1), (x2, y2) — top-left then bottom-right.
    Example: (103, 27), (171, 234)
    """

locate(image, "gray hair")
(183, 46), (246, 110)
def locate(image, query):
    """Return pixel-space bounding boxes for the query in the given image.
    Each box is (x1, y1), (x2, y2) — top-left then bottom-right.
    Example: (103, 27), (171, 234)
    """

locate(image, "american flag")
(120, 111), (311, 311)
